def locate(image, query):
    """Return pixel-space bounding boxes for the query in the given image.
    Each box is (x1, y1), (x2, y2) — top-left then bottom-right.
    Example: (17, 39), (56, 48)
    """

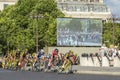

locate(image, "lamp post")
(109, 14), (115, 45)
(7, 40), (9, 54)
(31, 13), (43, 54)
(112, 18), (115, 45)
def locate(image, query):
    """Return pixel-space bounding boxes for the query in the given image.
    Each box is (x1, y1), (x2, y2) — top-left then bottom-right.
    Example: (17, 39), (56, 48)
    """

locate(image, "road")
(0, 69), (120, 80)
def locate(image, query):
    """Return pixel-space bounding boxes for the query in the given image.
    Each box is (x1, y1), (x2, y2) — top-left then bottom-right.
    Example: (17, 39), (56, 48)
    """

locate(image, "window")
(4, 4), (8, 9)
(63, 6), (67, 10)
(76, 5), (81, 11)
(67, 6), (73, 11)
(90, 0), (94, 2)
(80, 0), (84, 2)
(58, 5), (63, 10)
(94, 6), (100, 12)
(95, 0), (99, 2)
(73, 0), (78, 1)
(101, 7), (106, 12)
(85, 0), (89, 2)
(83, 5), (88, 12)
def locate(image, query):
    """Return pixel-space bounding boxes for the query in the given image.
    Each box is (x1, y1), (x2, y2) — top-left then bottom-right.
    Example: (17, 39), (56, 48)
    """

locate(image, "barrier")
(80, 56), (120, 67)
(114, 57), (120, 67)
(80, 56), (101, 67)
(46, 47), (120, 67)
(102, 57), (109, 67)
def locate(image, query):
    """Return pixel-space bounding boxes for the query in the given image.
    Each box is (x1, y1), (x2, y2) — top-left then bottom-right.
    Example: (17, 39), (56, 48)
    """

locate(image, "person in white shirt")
(100, 44), (108, 56)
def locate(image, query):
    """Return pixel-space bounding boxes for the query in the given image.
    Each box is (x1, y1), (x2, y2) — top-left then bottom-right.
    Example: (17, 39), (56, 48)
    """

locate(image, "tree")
(103, 22), (120, 47)
(32, 0), (64, 48)
(0, 0), (64, 54)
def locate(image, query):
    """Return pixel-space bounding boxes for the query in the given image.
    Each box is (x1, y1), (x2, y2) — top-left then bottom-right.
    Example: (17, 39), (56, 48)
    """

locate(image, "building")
(0, 0), (17, 11)
(56, 0), (112, 20)
(0, 0), (112, 20)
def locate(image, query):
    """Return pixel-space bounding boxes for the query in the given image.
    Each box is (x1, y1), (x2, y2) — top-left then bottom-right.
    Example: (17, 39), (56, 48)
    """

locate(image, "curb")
(75, 70), (120, 76)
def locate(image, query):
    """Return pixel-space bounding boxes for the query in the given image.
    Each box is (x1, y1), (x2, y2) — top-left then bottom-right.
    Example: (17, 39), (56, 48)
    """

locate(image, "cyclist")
(19, 52), (27, 70)
(62, 52), (70, 69)
(48, 48), (59, 68)
(37, 49), (45, 65)
(61, 50), (74, 70)
(37, 49), (45, 60)
(69, 50), (76, 65)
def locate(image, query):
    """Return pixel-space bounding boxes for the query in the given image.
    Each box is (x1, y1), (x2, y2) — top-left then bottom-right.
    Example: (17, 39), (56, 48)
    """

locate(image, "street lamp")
(7, 40), (9, 54)
(30, 13), (44, 54)
(108, 14), (115, 45)
(112, 17), (115, 45)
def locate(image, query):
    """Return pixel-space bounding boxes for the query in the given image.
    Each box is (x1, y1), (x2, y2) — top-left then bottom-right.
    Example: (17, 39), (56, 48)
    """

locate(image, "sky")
(103, 0), (120, 17)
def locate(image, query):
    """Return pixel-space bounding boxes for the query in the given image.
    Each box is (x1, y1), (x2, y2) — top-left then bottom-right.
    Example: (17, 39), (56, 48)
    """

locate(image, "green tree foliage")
(0, 0), (64, 54)
(103, 22), (120, 47)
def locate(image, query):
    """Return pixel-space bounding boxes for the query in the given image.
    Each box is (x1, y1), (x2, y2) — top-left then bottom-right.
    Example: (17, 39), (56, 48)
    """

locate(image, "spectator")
(112, 46), (118, 58)
(118, 49), (120, 57)
(109, 45), (114, 55)
(100, 44), (108, 56)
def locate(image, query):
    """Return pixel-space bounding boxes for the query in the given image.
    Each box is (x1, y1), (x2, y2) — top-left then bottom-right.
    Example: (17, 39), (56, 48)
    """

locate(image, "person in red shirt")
(51, 49), (59, 60)
(48, 49), (59, 68)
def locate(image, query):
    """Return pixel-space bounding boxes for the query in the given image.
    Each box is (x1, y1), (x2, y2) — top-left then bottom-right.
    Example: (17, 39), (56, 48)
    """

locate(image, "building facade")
(56, 0), (111, 20)
(0, 0), (112, 20)
(0, 0), (17, 11)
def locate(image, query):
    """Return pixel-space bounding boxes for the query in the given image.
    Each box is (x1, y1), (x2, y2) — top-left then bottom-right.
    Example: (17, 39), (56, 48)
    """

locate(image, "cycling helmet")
(40, 49), (44, 53)
(69, 50), (73, 53)
(54, 48), (59, 53)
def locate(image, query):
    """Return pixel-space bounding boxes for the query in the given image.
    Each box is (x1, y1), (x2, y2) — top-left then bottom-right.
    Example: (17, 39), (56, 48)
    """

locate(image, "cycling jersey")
(37, 52), (44, 59)
(64, 52), (70, 59)
(51, 50), (58, 59)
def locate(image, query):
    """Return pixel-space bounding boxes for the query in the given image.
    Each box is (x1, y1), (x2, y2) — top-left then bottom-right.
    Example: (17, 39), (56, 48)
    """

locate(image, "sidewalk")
(73, 65), (120, 76)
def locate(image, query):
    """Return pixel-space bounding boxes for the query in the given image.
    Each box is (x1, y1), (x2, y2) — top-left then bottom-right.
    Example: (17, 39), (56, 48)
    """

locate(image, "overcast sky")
(103, 0), (120, 17)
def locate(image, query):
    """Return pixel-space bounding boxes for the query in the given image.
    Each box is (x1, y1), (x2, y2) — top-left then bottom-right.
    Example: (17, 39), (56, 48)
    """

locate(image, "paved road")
(0, 69), (120, 80)
(73, 66), (120, 75)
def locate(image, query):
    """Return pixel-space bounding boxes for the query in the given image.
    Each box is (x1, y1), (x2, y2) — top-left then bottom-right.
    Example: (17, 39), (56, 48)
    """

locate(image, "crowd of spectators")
(99, 44), (120, 59)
